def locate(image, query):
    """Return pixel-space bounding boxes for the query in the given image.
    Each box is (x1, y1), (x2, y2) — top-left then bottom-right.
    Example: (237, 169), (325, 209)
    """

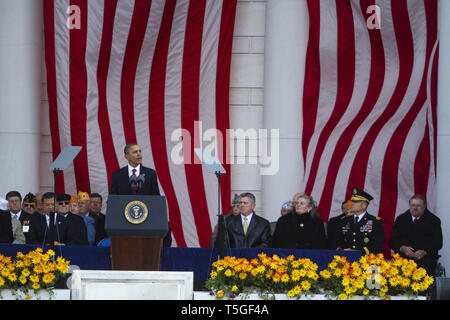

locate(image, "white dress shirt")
(128, 164), (141, 177)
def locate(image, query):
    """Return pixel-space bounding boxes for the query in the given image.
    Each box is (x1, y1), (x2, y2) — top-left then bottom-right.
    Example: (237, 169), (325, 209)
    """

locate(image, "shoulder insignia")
(376, 217), (382, 220)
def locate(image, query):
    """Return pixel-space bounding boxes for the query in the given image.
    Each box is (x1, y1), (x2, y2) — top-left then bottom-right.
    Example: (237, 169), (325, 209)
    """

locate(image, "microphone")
(136, 174), (145, 189)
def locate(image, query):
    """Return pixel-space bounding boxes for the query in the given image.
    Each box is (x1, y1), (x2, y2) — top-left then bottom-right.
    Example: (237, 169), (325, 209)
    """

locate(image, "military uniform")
(332, 188), (385, 255)
(333, 212), (385, 255)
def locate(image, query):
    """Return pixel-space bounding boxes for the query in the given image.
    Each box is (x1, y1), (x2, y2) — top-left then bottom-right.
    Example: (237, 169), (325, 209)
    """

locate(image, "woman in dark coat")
(272, 193), (327, 249)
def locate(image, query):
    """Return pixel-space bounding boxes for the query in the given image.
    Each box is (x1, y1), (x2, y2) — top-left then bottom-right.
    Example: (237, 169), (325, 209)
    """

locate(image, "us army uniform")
(332, 188), (385, 255)
(334, 212), (385, 255)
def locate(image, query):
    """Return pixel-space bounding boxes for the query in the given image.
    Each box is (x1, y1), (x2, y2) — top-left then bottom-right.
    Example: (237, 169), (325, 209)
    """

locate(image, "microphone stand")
(50, 168), (58, 250)
(215, 171), (225, 259)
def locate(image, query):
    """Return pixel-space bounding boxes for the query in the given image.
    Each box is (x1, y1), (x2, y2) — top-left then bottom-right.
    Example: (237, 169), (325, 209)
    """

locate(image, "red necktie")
(413, 217), (418, 223)
(131, 168), (138, 194)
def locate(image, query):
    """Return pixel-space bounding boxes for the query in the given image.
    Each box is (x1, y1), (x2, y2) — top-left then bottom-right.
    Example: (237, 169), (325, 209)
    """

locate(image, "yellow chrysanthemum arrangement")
(319, 253), (434, 300)
(206, 253), (320, 299)
(0, 248), (70, 298)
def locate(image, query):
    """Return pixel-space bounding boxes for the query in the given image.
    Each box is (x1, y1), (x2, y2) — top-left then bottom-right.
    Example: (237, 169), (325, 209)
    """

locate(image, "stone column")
(437, 0), (450, 273)
(0, 0), (42, 197)
(262, 0), (309, 222)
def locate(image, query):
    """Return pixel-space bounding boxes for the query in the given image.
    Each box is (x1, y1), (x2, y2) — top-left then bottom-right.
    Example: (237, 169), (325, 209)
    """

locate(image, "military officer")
(332, 188), (385, 255)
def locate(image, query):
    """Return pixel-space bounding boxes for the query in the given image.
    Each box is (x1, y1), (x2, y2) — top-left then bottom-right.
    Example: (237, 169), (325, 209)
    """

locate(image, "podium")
(105, 195), (168, 271)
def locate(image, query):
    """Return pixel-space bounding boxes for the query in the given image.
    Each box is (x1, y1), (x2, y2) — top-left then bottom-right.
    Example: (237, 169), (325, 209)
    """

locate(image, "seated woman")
(272, 193), (327, 249)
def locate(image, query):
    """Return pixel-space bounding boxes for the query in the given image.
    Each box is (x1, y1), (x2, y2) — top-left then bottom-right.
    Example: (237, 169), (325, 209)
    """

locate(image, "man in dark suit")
(5, 191), (32, 241)
(389, 195), (442, 276)
(27, 192), (68, 245)
(327, 200), (351, 249)
(0, 209), (13, 243)
(332, 188), (385, 255)
(56, 193), (88, 245)
(220, 192), (271, 248)
(109, 143), (160, 196)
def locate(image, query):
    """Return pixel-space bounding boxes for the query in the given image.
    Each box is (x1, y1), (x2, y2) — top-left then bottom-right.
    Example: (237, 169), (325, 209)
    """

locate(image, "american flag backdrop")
(302, 0), (438, 254)
(43, 0), (236, 247)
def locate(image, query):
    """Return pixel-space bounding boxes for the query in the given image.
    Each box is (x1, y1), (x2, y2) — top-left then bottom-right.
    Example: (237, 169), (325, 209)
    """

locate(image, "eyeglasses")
(58, 201), (70, 205)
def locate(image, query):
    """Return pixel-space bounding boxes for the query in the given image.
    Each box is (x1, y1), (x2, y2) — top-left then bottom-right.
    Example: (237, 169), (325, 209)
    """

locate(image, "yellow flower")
(33, 265), (43, 274)
(272, 273), (281, 283)
(29, 274), (40, 283)
(19, 275), (27, 285)
(8, 273), (17, 282)
(43, 273), (55, 284)
(239, 272), (247, 280)
(411, 282), (420, 292)
(363, 289), (370, 296)
(301, 280), (311, 291)
(339, 293), (347, 300)
(320, 270), (331, 279)
(32, 282), (40, 290)
(231, 285), (238, 292)
(0, 277), (4, 287)
(216, 290), (224, 299)
(224, 269), (232, 277)
(21, 268), (30, 277)
(281, 274), (290, 283)
(294, 285), (302, 295)
(287, 289), (296, 297)
(210, 271), (217, 279)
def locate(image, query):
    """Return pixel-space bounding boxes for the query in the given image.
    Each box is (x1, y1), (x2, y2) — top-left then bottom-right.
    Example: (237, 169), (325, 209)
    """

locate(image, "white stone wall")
(229, 0), (265, 217)
(39, 0), (267, 215)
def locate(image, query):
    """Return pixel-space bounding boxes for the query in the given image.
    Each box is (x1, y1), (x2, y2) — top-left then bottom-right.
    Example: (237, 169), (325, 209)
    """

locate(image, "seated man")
(219, 192), (271, 248)
(389, 195), (443, 276)
(327, 200), (352, 249)
(0, 209), (13, 243)
(332, 188), (385, 255)
(56, 193), (88, 245)
(27, 192), (67, 245)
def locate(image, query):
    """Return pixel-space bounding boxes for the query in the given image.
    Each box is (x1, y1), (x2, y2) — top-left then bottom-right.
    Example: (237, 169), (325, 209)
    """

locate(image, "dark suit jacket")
(272, 212), (327, 249)
(109, 165), (160, 195)
(332, 212), (385, 255)
(64, 213), (89, 245)
(222, 213), (271, 248)
(27, 213), (69, 245)
(88, 212), (107, 245)
(0, 210), (13, 243)
(389, 209), (442, 257)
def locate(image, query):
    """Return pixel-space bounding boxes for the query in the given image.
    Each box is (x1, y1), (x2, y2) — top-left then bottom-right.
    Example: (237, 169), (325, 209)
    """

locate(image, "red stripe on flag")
(98, 0), (120, 189)
(149, 0), (187, 247)
(69, 0), (90, 193)
(414, 121), (431, 197)
(181, 0), (212, 247)
(305, 0), (356, 197)
(317, 0), (385, 222)
(302, 0), (321, 172)
(346, 0), (414, 198)
(216, 0), (237, 216)
(379, 0), (437, 256)
(44, 0), (65, 193)
(120, 0), (152, 145)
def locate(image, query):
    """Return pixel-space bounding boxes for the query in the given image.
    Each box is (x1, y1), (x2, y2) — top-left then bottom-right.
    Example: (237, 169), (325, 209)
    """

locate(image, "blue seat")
(97, 238), (110, 247)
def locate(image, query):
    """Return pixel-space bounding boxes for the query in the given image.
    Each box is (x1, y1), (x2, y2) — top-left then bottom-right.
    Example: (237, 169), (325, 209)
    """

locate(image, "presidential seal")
(124, 201), (148, 224)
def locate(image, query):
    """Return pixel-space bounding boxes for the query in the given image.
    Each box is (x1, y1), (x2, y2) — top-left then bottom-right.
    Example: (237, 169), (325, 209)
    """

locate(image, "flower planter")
(193, 291), (426, 300)
(0, 289), (70, 300)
